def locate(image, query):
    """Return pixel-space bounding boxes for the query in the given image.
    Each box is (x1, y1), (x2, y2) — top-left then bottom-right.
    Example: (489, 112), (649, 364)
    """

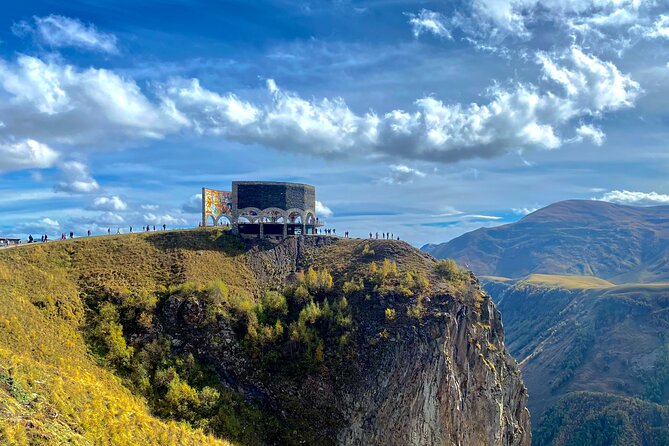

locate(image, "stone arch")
(216, 214), (233, 226)
(260, 207), (288, 223)
(305, 211), (316, 225)
(237, 207), (261, 224)
(286, 208), (305, 224)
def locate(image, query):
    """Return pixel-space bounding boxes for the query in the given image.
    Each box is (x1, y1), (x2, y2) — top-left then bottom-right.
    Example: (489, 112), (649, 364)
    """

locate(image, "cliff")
(0, 229), (530, 445)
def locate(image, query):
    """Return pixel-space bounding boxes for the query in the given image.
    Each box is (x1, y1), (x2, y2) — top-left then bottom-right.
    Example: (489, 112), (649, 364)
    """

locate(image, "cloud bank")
(597, 190), (669, 206)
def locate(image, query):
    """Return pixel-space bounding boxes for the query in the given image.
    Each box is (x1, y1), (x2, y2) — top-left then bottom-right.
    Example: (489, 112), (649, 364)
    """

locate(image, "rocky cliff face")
(339, 294), (529, 446)
(244, 236), (531, 446)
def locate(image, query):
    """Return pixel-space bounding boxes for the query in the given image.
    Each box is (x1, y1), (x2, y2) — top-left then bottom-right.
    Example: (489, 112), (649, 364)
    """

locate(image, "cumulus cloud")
(54, 161), (99, 194)
(0, 55), (183, 146)
(406, 9), (452, 38)
(644, 14), (669, 39)
(19, 217), (61, 235)
(143, 213), (188, 226)
(0, 45), (640, 170)
(182, 194), (202, 213)
(382, 164), (427, 184)
(573, 124), (605, 145)
(14, 15), (119, 54)
(315, 201), (333, 218)
(159, 46), (638, 163)
(0, 139), (59, 172)
(90, 195), (128, 211)
(465, 0), (650, 37)
(512, 207), (539, 215)
(596, 190), (669, 206)
(96, 211), (125, 225)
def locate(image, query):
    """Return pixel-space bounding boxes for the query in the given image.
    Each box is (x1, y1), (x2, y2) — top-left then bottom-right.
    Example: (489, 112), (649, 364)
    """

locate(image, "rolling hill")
(423, 200), (669, 284)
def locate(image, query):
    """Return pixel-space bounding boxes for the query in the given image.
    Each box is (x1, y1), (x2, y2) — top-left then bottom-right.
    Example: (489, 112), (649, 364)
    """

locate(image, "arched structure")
(201, 181), (323, 238)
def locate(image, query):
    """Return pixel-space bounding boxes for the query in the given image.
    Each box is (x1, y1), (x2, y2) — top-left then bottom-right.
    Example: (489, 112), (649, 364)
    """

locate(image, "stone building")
(202, 181), (323, 237)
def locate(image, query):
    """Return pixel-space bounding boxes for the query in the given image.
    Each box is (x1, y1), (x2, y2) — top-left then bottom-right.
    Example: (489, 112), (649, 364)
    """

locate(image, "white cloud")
(0, 46), (639, 172)
(19, 217), (61, 235)
(596, 190), (669, 206)
(644, 14), (669, 39)
(512, 207), (539, 215)
(465, 0), (649, 37)
(406, 9), (452, 39)
(316, 201), (333, 218)
(182, 194), (202, 213)
(96, 211), (125, 225)
(0, 55), (183, 146)
(54, 161), (99, 194)
(141, 204), (159, 211)
(574, 124), (605, 145)
(15, 15), (118, 54)
(462, 214), (503, 220)
(158, 47), (638, 164)
(91, 195), (128, 211)
(143, 213), (188, 226)
(0, 139), (59, 172)
(382, 164), (427, 184)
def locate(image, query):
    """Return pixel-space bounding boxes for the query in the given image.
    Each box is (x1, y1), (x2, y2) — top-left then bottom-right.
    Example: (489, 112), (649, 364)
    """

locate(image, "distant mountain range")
(423, 200), (669, 444)
(422, 200), (669, 284)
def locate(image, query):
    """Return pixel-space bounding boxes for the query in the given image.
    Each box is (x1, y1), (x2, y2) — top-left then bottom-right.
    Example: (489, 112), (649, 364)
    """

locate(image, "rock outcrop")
(245, 236), (531, 445)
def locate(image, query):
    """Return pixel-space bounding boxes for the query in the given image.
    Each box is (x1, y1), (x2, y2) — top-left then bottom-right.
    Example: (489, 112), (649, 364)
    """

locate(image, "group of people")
(370, 232), (400, 241)
(27, 234), (50, 243)
(28, 224), (169, 243)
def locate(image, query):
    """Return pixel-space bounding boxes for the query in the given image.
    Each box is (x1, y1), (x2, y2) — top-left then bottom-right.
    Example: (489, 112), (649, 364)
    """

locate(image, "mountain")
(483, 276), (669, 445)
(0, 229), (530, 445)
(423, 200), (669, 283)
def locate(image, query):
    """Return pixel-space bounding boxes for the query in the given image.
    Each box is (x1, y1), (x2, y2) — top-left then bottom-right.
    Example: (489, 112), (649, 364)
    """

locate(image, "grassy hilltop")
(0, 229), (526, 445)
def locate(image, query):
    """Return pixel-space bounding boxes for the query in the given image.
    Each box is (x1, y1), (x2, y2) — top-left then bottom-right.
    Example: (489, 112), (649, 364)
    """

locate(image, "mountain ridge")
(423, 199), (669, 283)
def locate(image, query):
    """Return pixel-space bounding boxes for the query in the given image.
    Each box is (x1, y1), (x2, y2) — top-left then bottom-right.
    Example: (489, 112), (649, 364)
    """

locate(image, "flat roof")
(232, 181), (314, 188)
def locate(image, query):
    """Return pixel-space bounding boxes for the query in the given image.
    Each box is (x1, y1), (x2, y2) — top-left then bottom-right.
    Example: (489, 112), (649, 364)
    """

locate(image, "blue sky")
(0, 0), (668, 246)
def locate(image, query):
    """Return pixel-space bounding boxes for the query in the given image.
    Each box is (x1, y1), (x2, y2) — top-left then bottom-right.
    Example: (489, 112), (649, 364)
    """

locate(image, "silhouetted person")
(87, 230), (91, 237)
(163, 224), (166, 231)
(28, 234), (33, 243)
(69, 232), (74, 239)
(130, 226), (133, 233)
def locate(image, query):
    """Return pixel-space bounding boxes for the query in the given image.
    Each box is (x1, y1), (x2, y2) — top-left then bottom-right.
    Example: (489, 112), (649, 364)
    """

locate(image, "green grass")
(521, 274), (615, 289)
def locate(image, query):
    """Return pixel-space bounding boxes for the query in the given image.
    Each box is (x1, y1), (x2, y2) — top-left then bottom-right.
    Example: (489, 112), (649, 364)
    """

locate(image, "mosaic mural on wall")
(203, 188), (233, 225)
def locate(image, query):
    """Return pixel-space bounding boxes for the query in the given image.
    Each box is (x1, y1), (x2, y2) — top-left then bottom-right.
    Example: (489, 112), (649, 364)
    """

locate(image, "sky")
(0, 0), (668, 247)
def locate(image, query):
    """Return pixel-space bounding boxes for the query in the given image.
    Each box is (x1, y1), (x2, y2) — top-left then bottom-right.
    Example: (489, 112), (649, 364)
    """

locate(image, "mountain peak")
(424, 199), (669, 283)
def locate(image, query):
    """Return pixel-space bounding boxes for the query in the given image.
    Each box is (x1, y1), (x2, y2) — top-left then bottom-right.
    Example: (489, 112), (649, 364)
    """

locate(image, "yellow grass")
(0, 230), (238, 445)
(521, 274), (614, 289)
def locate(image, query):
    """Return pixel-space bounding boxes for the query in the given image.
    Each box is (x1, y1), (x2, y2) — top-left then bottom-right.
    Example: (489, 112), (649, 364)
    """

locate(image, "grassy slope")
(0, 230), (241, 446)
(0, 230), (468, 445)
(483, 274), (669, 445)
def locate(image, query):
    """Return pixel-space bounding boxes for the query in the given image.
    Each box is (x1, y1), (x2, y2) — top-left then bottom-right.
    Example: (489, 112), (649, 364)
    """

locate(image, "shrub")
(385, 308), (396, 321)
(407, 297), (427, 319)
(342, 278), (364, 296)
(435, 259), (465, 282)
(361, 244), (375, 257)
